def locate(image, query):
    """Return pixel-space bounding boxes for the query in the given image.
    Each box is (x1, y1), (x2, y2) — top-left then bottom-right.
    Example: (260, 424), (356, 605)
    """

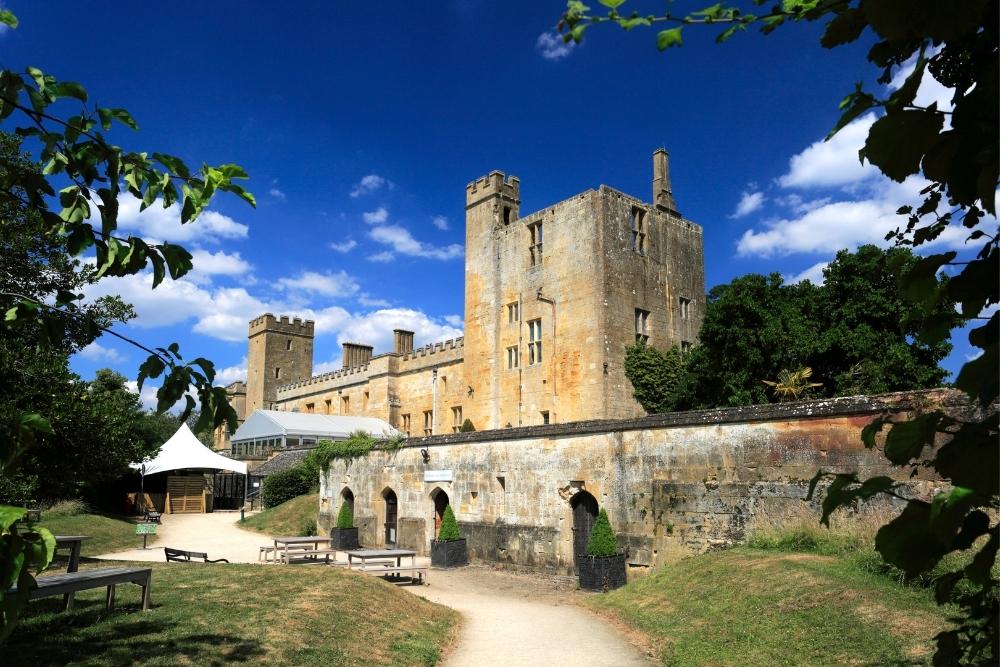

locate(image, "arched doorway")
(382, 488), (398, 546)
(340, 487), (355, 519)
(430, 488), (449, 533)
(570, 491), (599, 574)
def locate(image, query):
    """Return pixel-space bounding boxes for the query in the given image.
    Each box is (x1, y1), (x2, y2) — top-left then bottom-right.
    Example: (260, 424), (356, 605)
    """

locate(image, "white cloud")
(125, 380), (160, 412)
(111, 193), (249, 244)
(268, 188), (286, 201)
(184, 249), (252, 285)
(537, 32), (574, 60)
(276, 271), (360, 298)
(329, 239), (357, 253)
(367, 251), (395, 263)
(432, 215), (449, 231)
(729, 191), (765, 219)
(369, 225), (463, 260)
(214, 356), (247, 386)
(778, 114), (879, 189)
(77, 341), (126, 364)
(350, 174), (393, 198)
(363, 207), (389, 225)
(785, 261), (828, 285)
(358, 294), (391, 308)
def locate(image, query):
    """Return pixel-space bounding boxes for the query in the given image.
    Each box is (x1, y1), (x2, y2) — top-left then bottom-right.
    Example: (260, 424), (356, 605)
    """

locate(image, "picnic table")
(271, 536), (334, 564)
(54, 535), (90, 608)
(346, 548), (425, 584)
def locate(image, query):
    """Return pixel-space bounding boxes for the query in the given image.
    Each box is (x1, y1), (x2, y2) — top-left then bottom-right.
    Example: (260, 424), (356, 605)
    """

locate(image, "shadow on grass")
(9, 597), (264, 666)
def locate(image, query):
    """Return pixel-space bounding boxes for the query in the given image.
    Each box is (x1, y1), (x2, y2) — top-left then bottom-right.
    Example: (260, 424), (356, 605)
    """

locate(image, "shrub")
(300, 519), (317, 536)
(437, 505), (461, 541)
(335, 501), (354, 529)
(261, 467), (315, 508)
(459, 419), (476, 432)
(586, 508), (618, 557)
(305, 431), (376, 472)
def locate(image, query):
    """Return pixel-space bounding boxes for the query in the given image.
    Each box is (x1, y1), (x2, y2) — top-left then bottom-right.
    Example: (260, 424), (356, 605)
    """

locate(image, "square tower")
(246, 314), (315, 413)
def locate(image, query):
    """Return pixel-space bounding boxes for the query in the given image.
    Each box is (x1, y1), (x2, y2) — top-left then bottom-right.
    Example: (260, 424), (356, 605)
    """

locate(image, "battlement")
(276, 362), (371, 394)
(401, 336), (465, 362)
(249, 313), (315, 337)
(466, 171), (520, 207)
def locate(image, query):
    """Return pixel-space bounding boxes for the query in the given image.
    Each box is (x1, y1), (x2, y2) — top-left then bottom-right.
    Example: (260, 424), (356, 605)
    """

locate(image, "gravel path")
(96, 513), (651, 665)
(412, 566), (652, 667)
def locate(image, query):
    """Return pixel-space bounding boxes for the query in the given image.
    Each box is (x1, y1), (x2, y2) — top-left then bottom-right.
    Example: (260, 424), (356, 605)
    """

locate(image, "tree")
(0, 8), (254, 640)
(623, 342), (687, 414)
(762, 367), (822, 402)
(437, 505), (461, 542)
(561, 2), (997, 661)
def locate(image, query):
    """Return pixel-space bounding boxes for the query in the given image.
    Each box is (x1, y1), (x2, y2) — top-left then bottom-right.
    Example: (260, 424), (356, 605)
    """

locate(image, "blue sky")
(1, 2), (980, 406)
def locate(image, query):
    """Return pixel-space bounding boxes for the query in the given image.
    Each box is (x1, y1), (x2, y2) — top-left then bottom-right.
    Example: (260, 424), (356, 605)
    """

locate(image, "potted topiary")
(578, 508), (627, 591)
(330, 501), (359, 550)
(430, 505), (468, 567)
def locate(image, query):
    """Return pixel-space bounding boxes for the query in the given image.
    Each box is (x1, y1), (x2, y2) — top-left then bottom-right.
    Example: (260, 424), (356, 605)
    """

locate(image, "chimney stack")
(342, 342), (373, 368)
(393, 329), (414, 355)
(652, 148), (679, 216)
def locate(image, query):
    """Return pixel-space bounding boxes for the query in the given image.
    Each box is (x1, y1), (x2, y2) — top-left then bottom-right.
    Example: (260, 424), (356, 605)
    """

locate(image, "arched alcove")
(429, 487), (450, 533)
(569, 490), (599, 574)
(340, 486), (355, 519)
(381, 487), (398, 546)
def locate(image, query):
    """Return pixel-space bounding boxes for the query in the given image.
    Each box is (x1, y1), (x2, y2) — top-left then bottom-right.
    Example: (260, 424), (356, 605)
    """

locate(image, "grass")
(239, 492), (319, 537)
(34, 500), (139, 557)
(589, 548), (953, 666)
(9, 560), (459, 666)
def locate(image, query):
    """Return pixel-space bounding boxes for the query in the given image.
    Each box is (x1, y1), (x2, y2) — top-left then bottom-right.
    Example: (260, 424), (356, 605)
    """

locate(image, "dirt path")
(412, 566), (652, 666)
(94, 511), (269, 563)
(96, 513), (651, 664)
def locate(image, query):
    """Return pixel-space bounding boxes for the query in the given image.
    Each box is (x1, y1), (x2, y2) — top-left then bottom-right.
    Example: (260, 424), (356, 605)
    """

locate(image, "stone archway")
(382, 487), (398, 546)
(570, 490), (599, 575)
(430, 487), (450, 534)
(340, 486), (355, 519)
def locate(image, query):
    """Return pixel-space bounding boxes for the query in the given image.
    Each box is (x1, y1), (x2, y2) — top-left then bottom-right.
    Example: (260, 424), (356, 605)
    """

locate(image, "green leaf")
(0, 506), (27, 532)
(51, 81), (88, 103)
(883, 413), (940, 464)
(875, 500), (948, 576)
(0, 10), (19, 29)
(656, 27), (683, 50)
(598, 0), (625, 9)
(159, 243), (193, 280)
(861, 109), (944, 182)
(820, 7), (867, 48)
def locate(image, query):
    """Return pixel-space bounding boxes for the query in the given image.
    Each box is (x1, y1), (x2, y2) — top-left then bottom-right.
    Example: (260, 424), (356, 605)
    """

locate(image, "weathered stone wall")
(319, 390), (960, 575)
(246, 314), (314, 413)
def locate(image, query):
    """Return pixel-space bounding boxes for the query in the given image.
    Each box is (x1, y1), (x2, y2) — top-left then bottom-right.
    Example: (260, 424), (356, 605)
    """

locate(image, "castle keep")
(220, 151), (705, 453)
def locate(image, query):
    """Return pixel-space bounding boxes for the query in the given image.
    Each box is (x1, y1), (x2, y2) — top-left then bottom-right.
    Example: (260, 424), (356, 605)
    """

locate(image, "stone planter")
(431, 538), (468, 568)
(330, 527), (359, 550)
(578, 553), (627, 592)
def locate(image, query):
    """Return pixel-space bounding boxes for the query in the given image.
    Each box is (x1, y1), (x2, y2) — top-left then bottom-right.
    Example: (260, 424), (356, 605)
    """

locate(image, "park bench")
(356, 564), (427, 584)
(7, 566), (152, 611)
(279, 548), (347, 566)
(164, 547), (229, 563)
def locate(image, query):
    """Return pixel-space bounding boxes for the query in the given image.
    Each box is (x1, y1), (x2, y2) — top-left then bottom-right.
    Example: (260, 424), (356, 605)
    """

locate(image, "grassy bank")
(589, 548), (951, 666)
(36, 501), (138, 557)
(239, 493), (319, 536)
(9, 561), (458, 666)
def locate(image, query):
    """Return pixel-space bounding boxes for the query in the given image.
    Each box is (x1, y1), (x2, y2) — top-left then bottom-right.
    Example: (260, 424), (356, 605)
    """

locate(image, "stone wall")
(318, 390), (961, 575)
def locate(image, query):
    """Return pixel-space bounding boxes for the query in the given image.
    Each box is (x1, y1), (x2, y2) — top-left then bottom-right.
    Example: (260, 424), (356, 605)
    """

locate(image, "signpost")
(135, 522), (157, 549)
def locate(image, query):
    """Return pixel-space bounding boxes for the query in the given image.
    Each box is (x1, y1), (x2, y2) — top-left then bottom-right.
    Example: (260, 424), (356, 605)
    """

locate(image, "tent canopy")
(131, 423), (247, 475)
(231, 410), (399, 443)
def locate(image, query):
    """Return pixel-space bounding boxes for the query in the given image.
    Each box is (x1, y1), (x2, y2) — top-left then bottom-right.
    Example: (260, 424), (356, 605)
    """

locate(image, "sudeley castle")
(217, 150), (705, 451)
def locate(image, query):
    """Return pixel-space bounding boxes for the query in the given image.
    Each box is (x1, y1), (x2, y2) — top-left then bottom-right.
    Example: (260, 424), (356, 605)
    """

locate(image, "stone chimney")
(393, 329), (414, 355)
(342, 342), (373, 368)
(652, 148), (679, 216)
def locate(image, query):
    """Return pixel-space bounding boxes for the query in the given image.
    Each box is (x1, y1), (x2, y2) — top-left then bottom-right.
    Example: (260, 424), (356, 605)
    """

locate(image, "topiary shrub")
(586, 508), (618, 556)
(261, 466), (314, 509)
(459, 419), (476, 432)
(437, 505), (461, 541)
(335, 501), (354, 529)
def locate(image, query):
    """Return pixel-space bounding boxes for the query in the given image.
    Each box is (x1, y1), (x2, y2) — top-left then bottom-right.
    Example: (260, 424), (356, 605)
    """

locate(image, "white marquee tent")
(131, 423), (247, 475)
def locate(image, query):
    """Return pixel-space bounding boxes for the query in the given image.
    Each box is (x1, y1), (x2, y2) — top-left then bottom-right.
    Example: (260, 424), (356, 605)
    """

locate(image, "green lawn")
(239, 493), (319, 537)
(9, 560), (458, 666)
(36, 508), (139, 557)
(588, 548), (952, 666)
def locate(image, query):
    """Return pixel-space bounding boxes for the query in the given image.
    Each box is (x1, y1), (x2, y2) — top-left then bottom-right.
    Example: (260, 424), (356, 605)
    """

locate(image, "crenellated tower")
(246, 314), (314, 413)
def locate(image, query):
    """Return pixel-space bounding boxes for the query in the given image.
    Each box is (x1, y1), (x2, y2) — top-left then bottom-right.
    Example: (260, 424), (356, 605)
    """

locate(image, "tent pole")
(139, 464), (146, 517)
(241, 470), (247, 521)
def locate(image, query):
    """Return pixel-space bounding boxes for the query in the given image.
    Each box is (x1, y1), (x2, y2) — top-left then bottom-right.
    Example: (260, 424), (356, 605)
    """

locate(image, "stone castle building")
(217, 150), (705, 454)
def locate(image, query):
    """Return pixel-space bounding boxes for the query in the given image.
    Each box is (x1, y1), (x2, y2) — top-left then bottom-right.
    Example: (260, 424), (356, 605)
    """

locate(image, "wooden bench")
(8, 567), (152, 611)
(356, 564), (427, 584)
(259, 545), (277, 562)
(164, 547), (229, 563)
(279, 548), (347, 565)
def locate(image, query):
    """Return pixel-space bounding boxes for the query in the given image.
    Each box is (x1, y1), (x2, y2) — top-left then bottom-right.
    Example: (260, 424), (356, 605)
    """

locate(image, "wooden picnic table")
(272, 536), (333, 563)
(346, 548), (416, 569)
(54, 535), (90, 608)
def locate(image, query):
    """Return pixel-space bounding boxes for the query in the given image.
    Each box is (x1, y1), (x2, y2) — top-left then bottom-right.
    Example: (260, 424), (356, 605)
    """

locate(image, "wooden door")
(384, 490), (398, 546)
(167, 476), (205, 513)
(571, 492), (598, 574)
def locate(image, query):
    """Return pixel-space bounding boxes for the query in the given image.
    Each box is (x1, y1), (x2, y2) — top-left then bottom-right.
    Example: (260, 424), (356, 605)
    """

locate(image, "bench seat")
(355, 565), (427, 583)
(164, 548), (228, 563)
(8, 567), (152, 611)
(279, 549), (345, 565)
